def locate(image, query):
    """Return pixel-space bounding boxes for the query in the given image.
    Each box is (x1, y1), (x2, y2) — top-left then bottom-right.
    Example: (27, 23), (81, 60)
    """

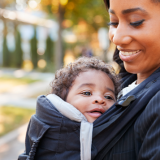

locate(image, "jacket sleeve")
(18, 115), (50, 160)
(18, 120), (31, 160)
(135, 90), (160, 159)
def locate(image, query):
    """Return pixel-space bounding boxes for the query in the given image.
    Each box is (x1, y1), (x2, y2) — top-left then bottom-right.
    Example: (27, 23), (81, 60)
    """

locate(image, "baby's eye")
(82, 91), (91, 96)
(104, 95), (114, 100)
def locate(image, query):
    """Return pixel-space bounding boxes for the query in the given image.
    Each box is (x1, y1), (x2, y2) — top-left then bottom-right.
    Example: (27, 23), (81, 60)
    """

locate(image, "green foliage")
(0, 75), (41, 84)
(30, 27), (38, 68)
(41, 0), (109, 30)
(37, 36), (56, 72)
(64, 0), (109, 29)
(2, 35), (11, 67)
(13, 28), (23, 68)
(0, 106), (35, 137)
(40, 0), (109, 69)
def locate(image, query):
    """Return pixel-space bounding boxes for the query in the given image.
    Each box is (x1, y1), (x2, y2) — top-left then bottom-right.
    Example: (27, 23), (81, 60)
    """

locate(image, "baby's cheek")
(110, 101), (115, 108)
(105, 101), (115, 111)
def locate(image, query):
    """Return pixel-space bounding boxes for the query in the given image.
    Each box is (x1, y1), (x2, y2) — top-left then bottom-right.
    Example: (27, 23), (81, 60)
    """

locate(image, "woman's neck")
(137, 69), (157, 84)
(136, 77), (146, 84)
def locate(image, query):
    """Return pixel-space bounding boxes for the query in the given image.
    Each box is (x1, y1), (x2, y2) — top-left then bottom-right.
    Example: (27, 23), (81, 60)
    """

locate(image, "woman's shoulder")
(136, 80), (160, 119)
(147, 89), (160, 108)
(134, 90), (160, 159)
(135, 90), (160, 136)
(142, 89), (160, 118)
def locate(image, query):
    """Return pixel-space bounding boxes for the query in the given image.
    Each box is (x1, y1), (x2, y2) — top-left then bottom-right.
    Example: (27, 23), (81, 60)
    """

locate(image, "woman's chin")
(123, 63), (138, 74)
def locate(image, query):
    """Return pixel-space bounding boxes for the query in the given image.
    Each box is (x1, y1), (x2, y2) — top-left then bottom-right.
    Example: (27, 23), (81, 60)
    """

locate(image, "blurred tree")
(13, 28), (23, 68)
(3, 19), (11, 67)
(40, 0), (108, 29)
(0, 0), (14, 8)
(45, 35), (54, 64)
(39, 0), (108, 69)
(30, 27), (38, 69)
(3, 34), (11, 67)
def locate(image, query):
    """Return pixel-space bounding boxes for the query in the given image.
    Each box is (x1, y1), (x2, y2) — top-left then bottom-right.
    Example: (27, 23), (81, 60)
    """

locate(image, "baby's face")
(66, 69), (116, 123)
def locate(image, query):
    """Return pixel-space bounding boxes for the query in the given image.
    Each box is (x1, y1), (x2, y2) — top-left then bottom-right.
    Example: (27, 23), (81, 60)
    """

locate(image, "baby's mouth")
(90, 110), (103, 114)
(87, 108), (105, 118)
(87, 111), (103, 117)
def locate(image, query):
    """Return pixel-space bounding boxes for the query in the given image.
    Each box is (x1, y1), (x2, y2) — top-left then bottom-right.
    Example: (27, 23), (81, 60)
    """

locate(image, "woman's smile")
(119, 49), (141, 62)
(120, 50), (140, 56)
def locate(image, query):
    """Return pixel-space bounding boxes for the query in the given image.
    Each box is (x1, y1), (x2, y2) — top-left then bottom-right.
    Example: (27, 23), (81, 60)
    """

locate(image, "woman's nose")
(109, 25), (132, 46)
(93, 95), (106, 105)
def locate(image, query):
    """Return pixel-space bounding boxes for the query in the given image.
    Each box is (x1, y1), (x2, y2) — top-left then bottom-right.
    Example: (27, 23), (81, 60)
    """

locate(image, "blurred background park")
(0, 0), (116, 159)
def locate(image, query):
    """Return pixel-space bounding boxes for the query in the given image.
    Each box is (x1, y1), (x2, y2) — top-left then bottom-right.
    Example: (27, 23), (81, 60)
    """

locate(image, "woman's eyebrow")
(122, 7), (148, 14)
(109, 7), (148, 15)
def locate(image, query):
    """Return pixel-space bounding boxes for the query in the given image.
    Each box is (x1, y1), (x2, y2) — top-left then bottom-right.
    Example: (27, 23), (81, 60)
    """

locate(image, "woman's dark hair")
(103, 0), (160, 9)
(50, 57), (120, 100)
(103, 0), (110, 8)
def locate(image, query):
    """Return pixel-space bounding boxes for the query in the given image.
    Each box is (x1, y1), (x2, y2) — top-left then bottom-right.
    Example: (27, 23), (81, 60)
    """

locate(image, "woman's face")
(109, 0), (160, 82)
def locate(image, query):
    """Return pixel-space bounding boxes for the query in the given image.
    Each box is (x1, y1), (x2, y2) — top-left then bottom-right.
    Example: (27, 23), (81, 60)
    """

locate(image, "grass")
(0, 106), (35, 137)
(0, 75), (40, 84)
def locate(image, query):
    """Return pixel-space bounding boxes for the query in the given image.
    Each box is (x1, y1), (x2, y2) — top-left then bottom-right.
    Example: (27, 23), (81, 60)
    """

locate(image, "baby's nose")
(93, 96), (106, 105)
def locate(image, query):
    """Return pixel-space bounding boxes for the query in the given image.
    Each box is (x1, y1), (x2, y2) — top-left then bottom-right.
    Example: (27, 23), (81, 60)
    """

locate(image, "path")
(0, 68), (54, 108)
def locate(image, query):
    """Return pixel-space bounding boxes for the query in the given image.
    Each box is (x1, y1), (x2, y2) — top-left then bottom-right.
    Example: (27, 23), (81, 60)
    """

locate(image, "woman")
(92, 0), (160, 159)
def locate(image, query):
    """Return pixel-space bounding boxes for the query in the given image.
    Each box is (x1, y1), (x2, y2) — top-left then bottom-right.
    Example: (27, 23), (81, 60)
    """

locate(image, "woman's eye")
(107, 22), (118, 27)
(107, 19), (145, 27)
(82, 92), (91, 96)
(130, 19), (145, 27)
(104, 95), (114, 100)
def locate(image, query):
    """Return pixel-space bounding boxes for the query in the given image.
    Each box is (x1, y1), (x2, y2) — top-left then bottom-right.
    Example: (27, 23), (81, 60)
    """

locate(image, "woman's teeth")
(121, 50), (140, 56)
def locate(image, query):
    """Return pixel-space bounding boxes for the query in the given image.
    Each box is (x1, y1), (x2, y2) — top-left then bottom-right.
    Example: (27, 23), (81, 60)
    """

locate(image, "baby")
(18, 57), (120, 160)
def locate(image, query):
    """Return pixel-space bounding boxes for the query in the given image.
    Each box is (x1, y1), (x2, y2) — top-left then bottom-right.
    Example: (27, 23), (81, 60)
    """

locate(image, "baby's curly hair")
(50, 57), (120, 100)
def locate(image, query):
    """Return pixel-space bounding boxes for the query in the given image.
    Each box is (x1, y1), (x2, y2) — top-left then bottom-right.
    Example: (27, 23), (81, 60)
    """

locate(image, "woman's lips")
(119, 50), (141, 62)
